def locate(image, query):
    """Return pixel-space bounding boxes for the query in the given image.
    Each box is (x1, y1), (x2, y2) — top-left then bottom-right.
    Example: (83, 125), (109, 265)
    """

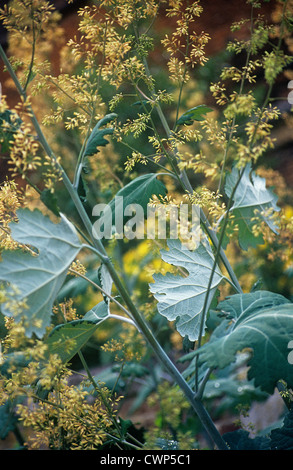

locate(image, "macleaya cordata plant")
(0, 0), (293, 451)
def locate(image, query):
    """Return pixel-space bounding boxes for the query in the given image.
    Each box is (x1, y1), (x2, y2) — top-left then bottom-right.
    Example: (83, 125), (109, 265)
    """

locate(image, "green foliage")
(45, 302), (108, 364)
(0, 401), (18, 440)
(84, 114), (117, 158)
(194, 291), (293, 394)
(224, 164), (280, 250)
(40, 188), (61, 217)
(176, 105), (213, 126)
(224, 408), (293, 450)
(108, 173), (167, 224)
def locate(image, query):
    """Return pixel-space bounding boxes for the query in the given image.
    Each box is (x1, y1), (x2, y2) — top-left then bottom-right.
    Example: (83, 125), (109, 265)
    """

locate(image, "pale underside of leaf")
(224, 164), (280, 249)
(150, 239), (223, 341)
(0, 209), (83, 338)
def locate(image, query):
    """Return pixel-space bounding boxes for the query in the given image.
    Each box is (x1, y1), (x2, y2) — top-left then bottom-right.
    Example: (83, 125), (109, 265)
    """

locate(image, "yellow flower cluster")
(0, 0), (64, 90)
(145, 381), (195, 450)
(187, 187), (226, 229)
(101, 324), (146, 362)
(161, 1), (209, 83)
(15, 362), (120, 449)
(52, 298), (79, 323)
(177, 150), (219, 180)
(0, 179), (22, 251)
(9, 125), (41, 177)
(0, 0), (55, 36)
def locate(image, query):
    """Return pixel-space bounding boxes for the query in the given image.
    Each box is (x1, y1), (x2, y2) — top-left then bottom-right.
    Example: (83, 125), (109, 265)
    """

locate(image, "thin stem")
(195, 367), (213, 400)
(140, 55), (242, 294)
(23, 4), (36, 91)
(195, 0), (289, 389)
(0, 45), (228, 450)
(73, 112), (95, 188)
(68, 266), (136, 324)
(78, 350), (142, 450)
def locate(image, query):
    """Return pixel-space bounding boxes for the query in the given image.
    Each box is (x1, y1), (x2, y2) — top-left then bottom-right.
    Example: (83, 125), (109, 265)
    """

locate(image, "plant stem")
(23, 4), (36, 91)
(140, 55), (242, 294)
(68, 266), (138, 327)
(0, 44), (228, 450)
(78, 350), (143, 450)
(194, 0), (289, 389)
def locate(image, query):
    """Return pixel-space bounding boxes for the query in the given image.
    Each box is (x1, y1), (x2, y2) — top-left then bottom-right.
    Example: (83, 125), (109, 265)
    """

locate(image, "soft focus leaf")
(224, 164), (280, 250)
(270, 409), (293, 450)
(176, 105), (213, 126)
(0, 209), (83, 338)
(40, 188), (60, 217)
(223, 430), (271, 450)
(0, 402), (18, 440)
(45, 302), (108, 364)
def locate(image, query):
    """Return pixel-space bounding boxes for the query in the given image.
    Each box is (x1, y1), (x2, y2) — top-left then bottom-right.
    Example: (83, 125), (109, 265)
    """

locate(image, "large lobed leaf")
(194, 291), (293, 394)
(224, 164), (280, 250)
(149, 238), (224, 341)
(0, 209), (83, 338)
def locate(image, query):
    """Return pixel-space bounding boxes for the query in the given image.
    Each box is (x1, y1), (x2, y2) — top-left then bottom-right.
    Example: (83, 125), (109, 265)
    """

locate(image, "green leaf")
(176, 105), (213, 126)
(113, 362), (149, 378)
(0, 401), (18, 440)
(45, 301), (109, 364)
(223, 429), (271, 450)
(0, 209), (83, 338)
(194, 291), (293, 393)
(204, 376), (267, 402)
(83, 300), (110, 322)
(108, 173), (167, 225)
(131, 99), (152, 108)
(40, 188), (60, 217)
(149, 239), (224, 341)
(216, 290), (289, 322)
(0, 110), (22, 152)
(270, 409), (293, 450)
(224, 164), (280, 250)
(84, 113), (117, 157)
(118, 417), (133, 438)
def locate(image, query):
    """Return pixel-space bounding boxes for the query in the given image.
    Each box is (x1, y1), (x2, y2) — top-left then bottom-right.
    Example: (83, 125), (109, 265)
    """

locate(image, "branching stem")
(0, 44), (228, 450)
